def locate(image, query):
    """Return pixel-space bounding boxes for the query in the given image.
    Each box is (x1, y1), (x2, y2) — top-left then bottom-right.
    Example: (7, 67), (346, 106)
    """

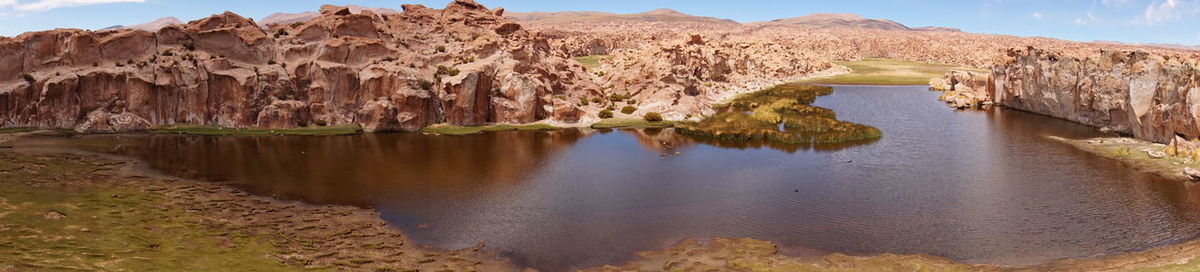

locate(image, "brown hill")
(750, 13), (909, 30)
(507, 8), (738, 25)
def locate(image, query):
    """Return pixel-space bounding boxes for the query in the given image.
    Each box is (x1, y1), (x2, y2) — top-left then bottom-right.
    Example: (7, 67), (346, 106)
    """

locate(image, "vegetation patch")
(151, 125), (363, 136)
(0, 128), (37, 134)
(677, 84), (881, 144)
(420, 123), (559, 135)
(0, 152), (298, 271)
(805, 58), (983, 85)
(591, 118), (673, 129)
(573, 55), (612, 70)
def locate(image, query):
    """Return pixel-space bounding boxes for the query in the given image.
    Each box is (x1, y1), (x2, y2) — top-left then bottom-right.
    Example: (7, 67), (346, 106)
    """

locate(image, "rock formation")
(0, 0), (595, 132)
(930, 47), (1200, 143)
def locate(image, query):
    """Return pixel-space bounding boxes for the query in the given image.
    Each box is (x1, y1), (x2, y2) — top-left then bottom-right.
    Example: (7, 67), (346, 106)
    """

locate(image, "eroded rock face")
(991, 48), (1200, 143)
(0, 0), (592, 132)
(931, 47), (1200, 143)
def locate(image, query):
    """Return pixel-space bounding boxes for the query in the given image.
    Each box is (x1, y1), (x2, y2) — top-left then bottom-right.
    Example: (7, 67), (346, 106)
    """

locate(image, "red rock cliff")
(0, 0), (593, 132)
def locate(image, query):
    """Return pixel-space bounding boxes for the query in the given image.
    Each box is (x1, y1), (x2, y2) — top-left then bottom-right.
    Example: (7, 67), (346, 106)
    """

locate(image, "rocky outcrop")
(930, 70), (992, 109)
(0, 0), (593, 132)
(992, 47), (1200, 143)
(929, 47), (1200, 143)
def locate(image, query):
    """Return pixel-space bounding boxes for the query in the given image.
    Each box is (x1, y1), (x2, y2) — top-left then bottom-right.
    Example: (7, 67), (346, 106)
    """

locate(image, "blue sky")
(1, 0), (1198, 45)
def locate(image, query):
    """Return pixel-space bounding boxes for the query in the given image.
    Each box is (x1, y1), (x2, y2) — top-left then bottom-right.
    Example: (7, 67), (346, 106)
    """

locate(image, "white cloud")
(6, 0), (144, 12)
(1074, 11), (1097, 25)
(1101, 0), (1131, 6)
(1031, 12), (1044, 19)
(1131, 0), (1200, 25)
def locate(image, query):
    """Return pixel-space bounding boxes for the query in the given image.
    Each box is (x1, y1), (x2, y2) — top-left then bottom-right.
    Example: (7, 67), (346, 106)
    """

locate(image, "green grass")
(804, 59), (983, 85)
(0, 152), (301, 271)
(0, 128), (37, 134)
(420, 123), (559, 135)
(151, 125), (363, 136)
(590, 118), (674, 129)
(573, 55), (611, 70)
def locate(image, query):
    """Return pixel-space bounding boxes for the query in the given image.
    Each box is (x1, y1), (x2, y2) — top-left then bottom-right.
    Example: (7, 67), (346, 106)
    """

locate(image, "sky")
(0, 0), (1198, 45)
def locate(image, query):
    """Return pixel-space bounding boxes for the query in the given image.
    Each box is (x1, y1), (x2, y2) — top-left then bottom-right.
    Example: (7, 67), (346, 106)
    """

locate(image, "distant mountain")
(507, 8), (739, 25)
(259, 5), (400, 27)
(912, 26), (962, 32)
(126, 17), (182, 32)
(95, 17), (181, 32)
(750, 13), (909, 30)
(1093, 40), (1200, 51)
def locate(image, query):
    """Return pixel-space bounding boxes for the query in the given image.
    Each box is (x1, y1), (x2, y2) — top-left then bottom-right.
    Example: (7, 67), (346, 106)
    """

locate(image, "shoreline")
(3, 133), (1200, 271)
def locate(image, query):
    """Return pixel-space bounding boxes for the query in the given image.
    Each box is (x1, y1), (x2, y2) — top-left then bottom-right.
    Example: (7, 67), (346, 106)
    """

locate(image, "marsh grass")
(805, 59), (983, 85)
(152, 125), (362, 136)
(591, 118), (673, 129)
(0, 128), (37, 134)
(677, 84), (881, 144)
(420, 123), (559, 135)
(573, 55), (611, 70)
(0, 152), (297, 271)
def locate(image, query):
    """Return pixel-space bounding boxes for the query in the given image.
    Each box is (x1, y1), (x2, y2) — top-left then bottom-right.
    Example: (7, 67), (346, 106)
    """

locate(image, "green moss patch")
(591, 118), (674, 129)
(0, 152), (298, 271)
(152, 125), (363, 136)
(0, 128), (37, 134)
(677, 84), (881, 144)
(420, 123), (559, 135)
(573, 55), (611, 70)
(806, 59), (981, 85)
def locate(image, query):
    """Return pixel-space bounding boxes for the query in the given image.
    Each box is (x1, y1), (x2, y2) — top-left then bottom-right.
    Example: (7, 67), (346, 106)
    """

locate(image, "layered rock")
(929, 47), (1200, 143)
(0, 0), (593, 132)
(991, 47), (1200, 143)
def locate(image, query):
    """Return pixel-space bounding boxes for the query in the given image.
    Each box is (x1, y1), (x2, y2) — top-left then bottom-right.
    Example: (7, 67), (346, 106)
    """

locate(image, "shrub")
(182, 41), (195, 51)
(296, 121), (308, 127)
(413, 79), (434, 91)
(590, 97), (603, 104)
(268, 60), (277, 65)
(598, 110), (614, 119)
(608, 93), (628, 102)
(274, 29), (288, 38)
(20, 73), (34, 83)
(435, 45), (446, 53)
(290, 22), (304, 28)
(579, 97), (589, 106)
(644, 112), (663, 122)
(436, 65), (460, 76)
(627, 99), (637, 104)
(313, 120), (328, 127)
(162, 50), (174, 56)
(621, 105), (637, 114)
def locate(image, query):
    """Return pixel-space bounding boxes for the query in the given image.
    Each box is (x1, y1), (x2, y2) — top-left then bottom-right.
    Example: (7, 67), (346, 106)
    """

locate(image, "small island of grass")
(677, 84), (881, 144)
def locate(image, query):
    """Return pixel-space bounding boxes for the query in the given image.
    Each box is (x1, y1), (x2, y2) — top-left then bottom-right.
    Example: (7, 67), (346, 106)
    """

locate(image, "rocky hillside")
(0, 0), (597, 132)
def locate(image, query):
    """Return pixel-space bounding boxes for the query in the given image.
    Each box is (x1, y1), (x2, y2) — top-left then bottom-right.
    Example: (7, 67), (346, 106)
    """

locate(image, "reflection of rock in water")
(78, 130), (586, 206)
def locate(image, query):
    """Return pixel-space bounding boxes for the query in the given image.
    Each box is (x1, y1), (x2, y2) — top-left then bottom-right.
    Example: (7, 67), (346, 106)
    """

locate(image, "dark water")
(66, 86), (1200, 271)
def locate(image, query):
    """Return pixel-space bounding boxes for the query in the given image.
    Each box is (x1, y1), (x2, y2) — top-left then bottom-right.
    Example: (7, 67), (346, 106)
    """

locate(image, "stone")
(1185, 167), (1200, 181)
